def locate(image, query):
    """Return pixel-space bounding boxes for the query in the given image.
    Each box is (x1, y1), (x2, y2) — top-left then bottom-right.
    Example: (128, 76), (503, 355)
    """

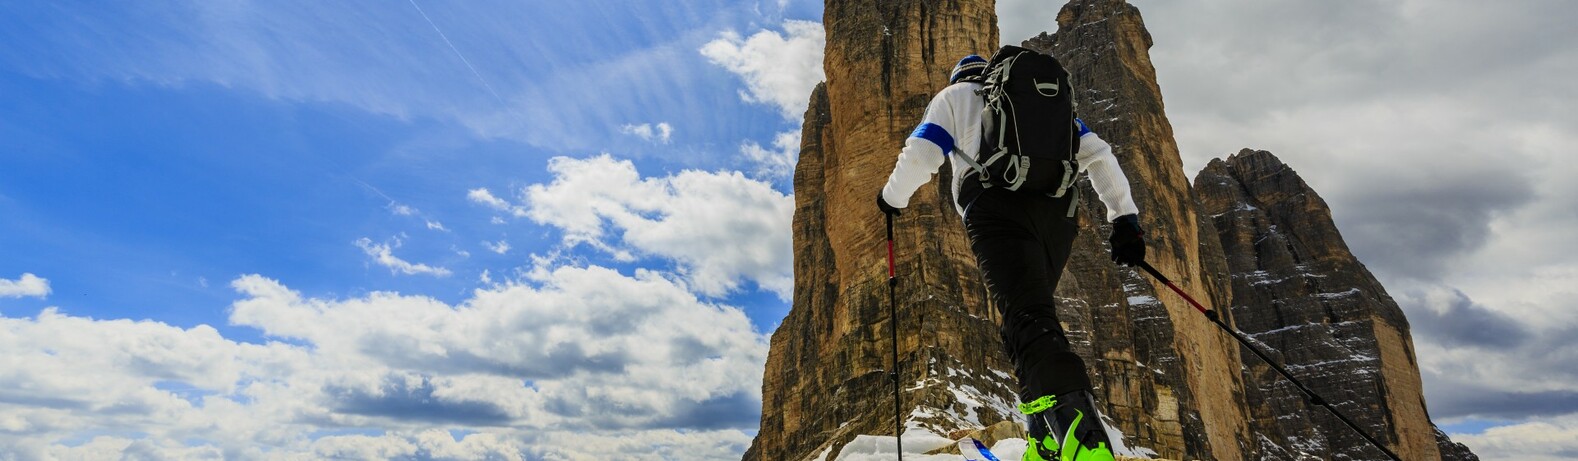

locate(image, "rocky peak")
(742, 1), (1007, 460)
(747, 1), (1477, 460)
(1195, 149), (1478, 460)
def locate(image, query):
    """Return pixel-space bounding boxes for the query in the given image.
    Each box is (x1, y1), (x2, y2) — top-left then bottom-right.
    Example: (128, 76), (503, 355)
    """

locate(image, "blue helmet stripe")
(910, 122), (956, 155)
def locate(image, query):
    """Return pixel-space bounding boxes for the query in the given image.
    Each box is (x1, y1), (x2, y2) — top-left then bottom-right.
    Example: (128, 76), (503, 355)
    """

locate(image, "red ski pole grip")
(887, 240), (896, 278)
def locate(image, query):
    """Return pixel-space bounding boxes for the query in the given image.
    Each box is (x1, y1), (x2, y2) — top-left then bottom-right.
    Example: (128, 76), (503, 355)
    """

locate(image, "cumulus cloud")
(0, 268), (766, 458)
(1449, 415), (1578, 461)
(0, 308), (288, 458)
(1392, 284), (1578, 461)
(0, 273), (50, 298)
(354, 237), (452, 277)
(701, 20), (825, 120)
(1195, 100), (1538, 281)
(228, 269), (767, 426)
(741, 130), (801, 180)
(1403, 287), (1528, 349)
(621, 122), (674, 144)
(482, 240), (511, 255)
(1117, 0), (1577, 283)
(522, 154), (794, 299)
(1407, 294), (1578, 417)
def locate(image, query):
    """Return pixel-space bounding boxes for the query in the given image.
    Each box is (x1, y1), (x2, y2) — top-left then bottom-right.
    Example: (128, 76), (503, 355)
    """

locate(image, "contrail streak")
(406, 0), (516, 116)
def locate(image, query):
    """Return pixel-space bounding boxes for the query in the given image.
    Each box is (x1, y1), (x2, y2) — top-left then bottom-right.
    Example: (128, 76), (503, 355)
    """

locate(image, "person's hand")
(877, 191), (902, 216)
(1109, 214), (1145, 266)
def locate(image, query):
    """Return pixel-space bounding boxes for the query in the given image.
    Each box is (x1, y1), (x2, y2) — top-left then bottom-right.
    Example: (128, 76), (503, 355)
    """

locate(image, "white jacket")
(880, 81), (1140, 221)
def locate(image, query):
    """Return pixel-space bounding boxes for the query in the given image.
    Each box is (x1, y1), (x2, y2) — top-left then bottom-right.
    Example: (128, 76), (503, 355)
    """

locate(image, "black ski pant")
(963, 186), (1091, 404)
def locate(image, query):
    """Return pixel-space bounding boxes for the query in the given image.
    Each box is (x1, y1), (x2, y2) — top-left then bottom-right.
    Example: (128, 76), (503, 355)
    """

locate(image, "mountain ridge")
(745, 1), (1477, 460)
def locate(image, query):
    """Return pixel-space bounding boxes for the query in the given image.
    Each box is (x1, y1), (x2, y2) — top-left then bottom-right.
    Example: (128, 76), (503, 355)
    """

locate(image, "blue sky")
(2, 0), (820, 458)
(0, 0), (811, 328)
(3, 0), (1576, 459)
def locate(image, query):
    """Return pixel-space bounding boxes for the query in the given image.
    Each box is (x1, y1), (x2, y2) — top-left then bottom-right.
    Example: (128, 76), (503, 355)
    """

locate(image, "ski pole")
(885, 212), (903, 461)
(1136, 261), (1402, 461)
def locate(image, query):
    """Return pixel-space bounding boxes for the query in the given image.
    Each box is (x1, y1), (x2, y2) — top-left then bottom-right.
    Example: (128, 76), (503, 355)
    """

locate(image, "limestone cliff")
(1025, 2), (1256, 458)
(746, 0), (1477, 460)
(1195, 150), (1480, 460)
(743, 1), (1009, 460)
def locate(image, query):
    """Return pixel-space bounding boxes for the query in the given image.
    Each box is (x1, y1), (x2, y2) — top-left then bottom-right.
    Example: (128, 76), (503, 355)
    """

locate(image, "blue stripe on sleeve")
(910, 122), (956, 155)
(1074, 118), (1092, 137)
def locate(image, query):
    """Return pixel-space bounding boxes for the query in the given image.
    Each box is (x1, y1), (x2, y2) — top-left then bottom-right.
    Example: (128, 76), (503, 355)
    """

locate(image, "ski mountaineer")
(876, 54), (1147, 461)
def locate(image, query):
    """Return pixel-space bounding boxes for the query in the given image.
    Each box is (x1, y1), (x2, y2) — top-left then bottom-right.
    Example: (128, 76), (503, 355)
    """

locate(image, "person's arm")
(1074, 119), (1140, 221)
(880, 93), (958, 209)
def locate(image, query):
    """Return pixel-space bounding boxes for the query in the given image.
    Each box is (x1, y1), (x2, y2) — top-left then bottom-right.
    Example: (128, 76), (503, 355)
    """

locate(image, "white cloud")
(990, 1), (1578, 455)
(529, 430), (753, 460)
(228, 269), (767, 426)
(467, 188), (527, 218)
(0, 273), (50, 299)
(741, 130), (801, 180)
(354, 237), (452, 277)
(701, 20), (825, 120)
(0, 268), (766, 458)
(383, 200), (450, 232)
(621, 122), (674, 144)
(702, 21), (818, 182)
(482, 240), (511, 255)
(996, 0), (1061, 45)
(523, 154), (794, 299)
(389, 203), (417, 216)
(1091, 0), (1578, 449)
(1450, 415), (1578, 461)
(467, 188), (511, 210)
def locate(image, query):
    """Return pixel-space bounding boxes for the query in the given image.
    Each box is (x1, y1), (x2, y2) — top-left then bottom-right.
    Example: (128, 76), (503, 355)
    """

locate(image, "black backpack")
(959, 46), (1080, 197)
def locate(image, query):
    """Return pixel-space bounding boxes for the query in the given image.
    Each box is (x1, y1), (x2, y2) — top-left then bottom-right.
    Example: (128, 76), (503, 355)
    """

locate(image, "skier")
(876, 53), (1147, 461)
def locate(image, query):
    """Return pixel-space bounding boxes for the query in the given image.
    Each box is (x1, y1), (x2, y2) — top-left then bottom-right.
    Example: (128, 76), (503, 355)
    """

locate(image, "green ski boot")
(1020, 390), (1116, 461)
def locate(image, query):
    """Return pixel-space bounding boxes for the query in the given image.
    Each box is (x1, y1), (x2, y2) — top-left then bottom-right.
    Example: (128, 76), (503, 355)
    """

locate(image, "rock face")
(746, 0), (1478, 460)
(742, 1), (1012, 460)
(1025, 2), (1259, 458)
(1194, 150), (1480, 461)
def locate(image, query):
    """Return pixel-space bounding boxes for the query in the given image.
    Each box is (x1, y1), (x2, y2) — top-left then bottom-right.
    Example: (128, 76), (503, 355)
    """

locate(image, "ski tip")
(957, 437), (1003, 461)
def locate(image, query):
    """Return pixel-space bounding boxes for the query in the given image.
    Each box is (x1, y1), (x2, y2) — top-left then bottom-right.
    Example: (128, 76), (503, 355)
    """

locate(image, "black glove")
(1109, 214), (1145, 266)
(877, 191), (902, 216)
